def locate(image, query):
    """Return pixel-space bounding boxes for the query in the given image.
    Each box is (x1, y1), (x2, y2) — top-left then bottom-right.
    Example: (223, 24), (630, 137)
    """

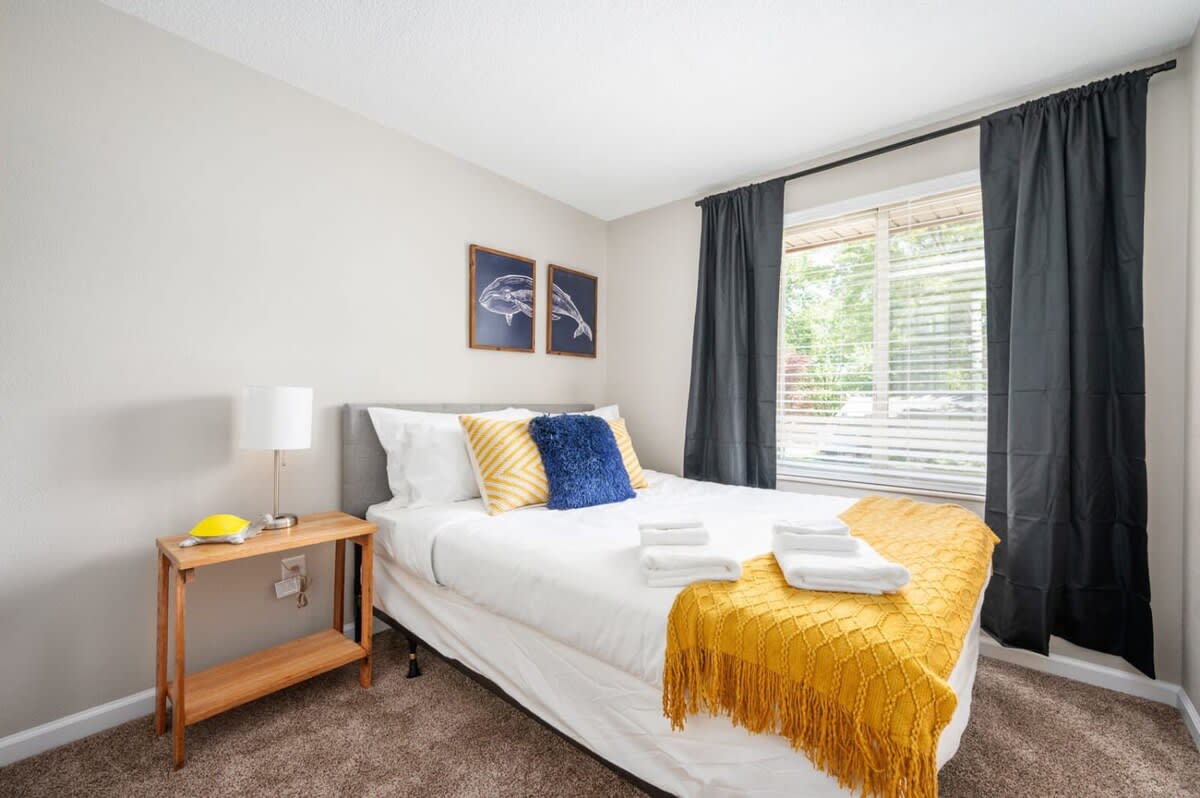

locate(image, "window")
(777, 183), (986, 496)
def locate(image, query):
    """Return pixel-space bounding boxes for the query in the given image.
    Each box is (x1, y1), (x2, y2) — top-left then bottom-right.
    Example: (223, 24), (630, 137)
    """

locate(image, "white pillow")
(515, 405), (617, 420)
(367, 407), (533, 508)
(586, 404), (620, 420)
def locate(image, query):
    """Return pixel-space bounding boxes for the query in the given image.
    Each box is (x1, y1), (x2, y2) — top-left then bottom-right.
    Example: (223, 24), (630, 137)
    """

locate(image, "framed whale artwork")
(469, 244), (536, 352)
(546, 264), (597, 358)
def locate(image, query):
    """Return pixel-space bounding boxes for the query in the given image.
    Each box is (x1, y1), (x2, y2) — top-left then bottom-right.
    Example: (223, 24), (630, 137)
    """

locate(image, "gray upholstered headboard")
(340, 403), (594, 518)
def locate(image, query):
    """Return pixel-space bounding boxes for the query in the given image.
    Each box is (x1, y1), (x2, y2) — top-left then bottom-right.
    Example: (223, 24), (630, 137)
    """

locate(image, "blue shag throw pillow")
(528, 414), (635, 510)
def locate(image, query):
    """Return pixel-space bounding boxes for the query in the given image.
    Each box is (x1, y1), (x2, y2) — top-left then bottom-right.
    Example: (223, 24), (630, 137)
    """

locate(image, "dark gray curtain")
(684, 180), (785, 488)
(980, 71), (1154, 677)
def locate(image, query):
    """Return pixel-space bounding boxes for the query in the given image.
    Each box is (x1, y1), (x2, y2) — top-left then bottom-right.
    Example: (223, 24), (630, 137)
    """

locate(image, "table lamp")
(241, 385), (313, 530)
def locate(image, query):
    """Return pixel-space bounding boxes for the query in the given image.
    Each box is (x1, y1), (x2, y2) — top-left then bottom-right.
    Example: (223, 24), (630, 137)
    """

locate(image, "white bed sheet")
(372, 554), (982, 798)
(369, 471), (867, 685)
(366, 471), (984, 796)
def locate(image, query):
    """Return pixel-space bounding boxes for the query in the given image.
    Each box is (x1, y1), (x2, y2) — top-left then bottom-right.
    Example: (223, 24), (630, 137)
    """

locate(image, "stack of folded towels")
(639, 519), (742, 587)
(772, 518), (910, 595)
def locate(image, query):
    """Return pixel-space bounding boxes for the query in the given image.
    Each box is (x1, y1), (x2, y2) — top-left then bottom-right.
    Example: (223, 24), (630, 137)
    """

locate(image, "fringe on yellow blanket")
(662, 496), (999, 798)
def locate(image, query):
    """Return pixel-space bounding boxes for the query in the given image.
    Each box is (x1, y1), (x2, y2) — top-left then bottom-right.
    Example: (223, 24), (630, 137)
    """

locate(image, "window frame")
(776, 170), (986, 501)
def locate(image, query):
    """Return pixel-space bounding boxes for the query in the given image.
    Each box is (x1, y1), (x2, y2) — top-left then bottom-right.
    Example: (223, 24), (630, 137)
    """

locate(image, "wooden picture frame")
(468, 244), (536, 353)
(546, 264), (598, 358)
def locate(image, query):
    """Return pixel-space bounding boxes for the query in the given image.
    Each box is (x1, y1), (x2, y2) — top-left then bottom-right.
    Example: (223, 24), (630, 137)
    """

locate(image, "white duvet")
(369, 471), (875, 685)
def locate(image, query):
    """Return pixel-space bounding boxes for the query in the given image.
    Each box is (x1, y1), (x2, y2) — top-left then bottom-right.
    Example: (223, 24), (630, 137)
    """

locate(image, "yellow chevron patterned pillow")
(608, 418), (648, 489)
(460, 415), (549, 515)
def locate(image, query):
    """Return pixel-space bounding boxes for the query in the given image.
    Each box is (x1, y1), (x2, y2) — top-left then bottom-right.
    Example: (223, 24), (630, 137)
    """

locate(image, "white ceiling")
(102, 1), (1199, 220)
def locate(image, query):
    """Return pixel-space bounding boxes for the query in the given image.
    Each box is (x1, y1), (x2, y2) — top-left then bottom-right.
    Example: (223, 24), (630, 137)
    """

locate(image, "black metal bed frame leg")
(353, 543), (363, 643)
(354, 535), (421, 677)
(405, 632), (422, 678)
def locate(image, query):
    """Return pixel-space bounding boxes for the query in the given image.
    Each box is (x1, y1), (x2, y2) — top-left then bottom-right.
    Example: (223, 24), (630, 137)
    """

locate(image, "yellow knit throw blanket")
(663, 496), (999, 798)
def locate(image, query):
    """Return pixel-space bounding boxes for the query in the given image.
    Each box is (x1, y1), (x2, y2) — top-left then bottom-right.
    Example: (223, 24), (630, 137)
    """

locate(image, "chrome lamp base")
(265, 449), (299, 531)
(265, 513), (298, 530)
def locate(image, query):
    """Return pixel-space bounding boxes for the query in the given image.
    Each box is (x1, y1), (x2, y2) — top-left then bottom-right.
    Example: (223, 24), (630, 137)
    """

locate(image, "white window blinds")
(777, 185), (987, 496)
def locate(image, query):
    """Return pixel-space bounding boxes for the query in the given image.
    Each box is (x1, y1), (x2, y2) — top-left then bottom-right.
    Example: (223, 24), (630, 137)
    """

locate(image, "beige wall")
(0, 0), (607, 736)
(608, 57), (1193, 685)
(2, 0), (1197, 745)
(1184, 29), (1200, 701)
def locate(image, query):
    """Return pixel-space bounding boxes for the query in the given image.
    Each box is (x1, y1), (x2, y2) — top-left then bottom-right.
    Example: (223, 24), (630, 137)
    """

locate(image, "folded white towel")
(773, 538), (910, 594)
(640, 526), (710, 546)
(774, 518), (850, 536)
(640, 545), (741, 588)
(796, 577), (885, 595)
(638, 519), (705, 531)
(772, 530), (859, 553)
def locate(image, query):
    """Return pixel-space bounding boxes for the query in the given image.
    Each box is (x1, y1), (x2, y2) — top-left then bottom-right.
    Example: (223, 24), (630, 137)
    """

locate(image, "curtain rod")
(695, 58), (1177, 207)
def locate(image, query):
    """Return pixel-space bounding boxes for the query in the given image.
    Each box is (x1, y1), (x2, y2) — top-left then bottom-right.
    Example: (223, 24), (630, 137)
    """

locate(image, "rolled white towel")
(640, 545), (741, 588)
(641, 526), (710, 546)
(774, 518), (850, 536)
(638, 519), (705, 531)
(774, 538), (910, 594)
(772, 530), (859, 554)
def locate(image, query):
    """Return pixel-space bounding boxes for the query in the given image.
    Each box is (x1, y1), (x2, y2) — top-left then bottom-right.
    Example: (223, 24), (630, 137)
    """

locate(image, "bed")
(341, 403), (985, 798)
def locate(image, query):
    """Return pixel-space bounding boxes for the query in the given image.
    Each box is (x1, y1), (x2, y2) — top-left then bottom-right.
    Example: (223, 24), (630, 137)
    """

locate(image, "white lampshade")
(240, 386), (313, 451)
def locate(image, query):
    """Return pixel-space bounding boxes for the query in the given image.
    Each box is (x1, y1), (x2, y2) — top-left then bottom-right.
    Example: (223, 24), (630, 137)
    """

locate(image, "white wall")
(2, 0), (1196, 746)
(1183, 28), (1200, 701)
(608, 57), (1193, 685)
(0, 0), (607, 736)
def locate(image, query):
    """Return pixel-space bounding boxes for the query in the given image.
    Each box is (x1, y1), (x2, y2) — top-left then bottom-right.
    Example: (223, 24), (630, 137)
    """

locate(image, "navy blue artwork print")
(548, 266), (597, 357)
(470, 245), (535, 351)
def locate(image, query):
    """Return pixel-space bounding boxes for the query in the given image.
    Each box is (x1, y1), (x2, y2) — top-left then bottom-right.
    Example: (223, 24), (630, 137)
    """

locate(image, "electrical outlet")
(281, 554), (306, 582)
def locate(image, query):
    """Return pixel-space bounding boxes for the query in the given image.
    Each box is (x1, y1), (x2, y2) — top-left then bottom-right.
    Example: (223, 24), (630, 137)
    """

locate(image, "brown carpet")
(2, 631), (1197, 797)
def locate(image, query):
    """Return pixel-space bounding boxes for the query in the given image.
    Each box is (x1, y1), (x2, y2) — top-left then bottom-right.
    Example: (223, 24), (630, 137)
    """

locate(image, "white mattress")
(367, 471), (984, 797)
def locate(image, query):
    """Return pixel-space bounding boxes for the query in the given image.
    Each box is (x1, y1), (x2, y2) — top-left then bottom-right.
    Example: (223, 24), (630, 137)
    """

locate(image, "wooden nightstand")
(154, 511), (376, 769)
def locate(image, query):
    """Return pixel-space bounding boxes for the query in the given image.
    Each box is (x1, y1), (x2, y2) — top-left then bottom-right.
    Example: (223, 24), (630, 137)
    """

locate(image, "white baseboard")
(0, 688), (156, 768)
(341, 616), (391, 638)
(978, 635), (1180, 705)
(0, 622), (392, 768)
(979, 635), (1199, 751)
(1179, 688), (1200, 751)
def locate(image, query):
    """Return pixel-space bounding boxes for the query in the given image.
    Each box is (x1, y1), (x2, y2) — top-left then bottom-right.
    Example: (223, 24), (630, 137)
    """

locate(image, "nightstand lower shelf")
(167, 628), (366, 726)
